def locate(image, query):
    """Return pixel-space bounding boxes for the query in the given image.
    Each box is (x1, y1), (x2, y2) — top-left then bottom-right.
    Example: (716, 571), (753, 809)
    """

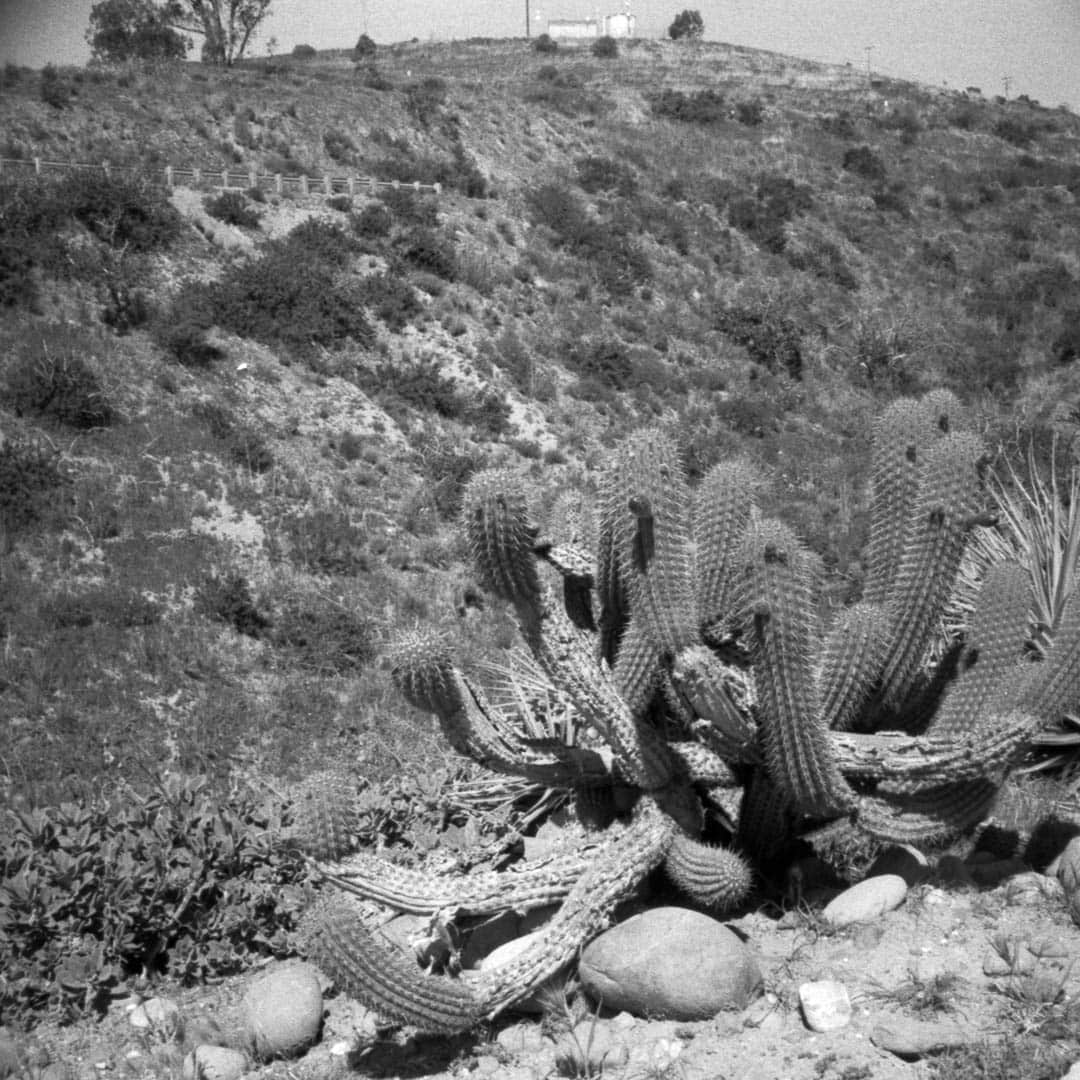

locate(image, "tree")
(86, 0), (190, 62)
(668, 9), (704, 40)
(161, 0), (272, 64)
(352, 32), (376, 61)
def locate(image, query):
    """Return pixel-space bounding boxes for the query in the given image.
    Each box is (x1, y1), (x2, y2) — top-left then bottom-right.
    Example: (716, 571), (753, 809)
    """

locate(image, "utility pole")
(526, 0), (530, 37)
(1003, 74), (1011, 98)
(864, 45), (874, 82)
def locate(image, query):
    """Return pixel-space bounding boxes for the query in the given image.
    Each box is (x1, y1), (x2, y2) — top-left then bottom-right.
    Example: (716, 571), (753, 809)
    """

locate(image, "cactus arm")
(1028, 589), (1080, 723)
(670, 644), (759, 760)
(736, 518), (856, 816)
(855, 777), (1000, 845)
(317, 847), (595, 916)
(817, 601), (892, 731)
(663, 833), (754, 910)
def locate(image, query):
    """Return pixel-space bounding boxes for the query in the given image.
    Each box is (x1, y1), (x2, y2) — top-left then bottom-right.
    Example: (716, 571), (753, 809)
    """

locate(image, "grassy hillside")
(3, 38), (1080, 807)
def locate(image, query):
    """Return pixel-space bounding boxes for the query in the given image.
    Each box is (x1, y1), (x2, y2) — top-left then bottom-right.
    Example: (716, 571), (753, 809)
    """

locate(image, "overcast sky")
(1, 0), (1077, 110)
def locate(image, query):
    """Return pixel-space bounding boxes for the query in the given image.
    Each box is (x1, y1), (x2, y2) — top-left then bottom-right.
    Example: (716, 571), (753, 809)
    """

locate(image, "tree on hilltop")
(87, 0), (190, 62)
(88, 0), (273, 65)
(353, 33), (376, 61)
(668, 9), (704, 40)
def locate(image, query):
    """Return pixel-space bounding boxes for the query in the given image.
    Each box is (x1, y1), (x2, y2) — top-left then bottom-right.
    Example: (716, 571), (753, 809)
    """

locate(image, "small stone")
(867, 844), (929, 887)
(798, 981), (851, 1032)
(1006, 872), (1063, 905)
(822, 874), (907, 928)
(242, 961), (323, 1061)
(579, 907), (762, 1020)
(610, 1011), (637, 1031)
(1057, 837), (1080, 892)
(329, 1040), (352, 1057)
(871, 1018), (972, 1057)
(181, 1045), (248, 1080)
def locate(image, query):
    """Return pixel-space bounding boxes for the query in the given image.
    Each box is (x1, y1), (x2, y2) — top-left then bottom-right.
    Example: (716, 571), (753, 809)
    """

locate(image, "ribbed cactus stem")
(663, 833), (754, 910)
(285, 771), (360, 862)
(736, 518), (855, 816)
(694, 456), (762, 631)
(606, 429), (698, 656)
(856, 777), (999, 844)
(931, 561), (1031, 735)
(877, 430), (987, 711)
(817, 601), (892, 731)
(611, 614), (666, 717)
(670, 644), (759, 761)
(1028, 589), (1080, 723)
(462, 468), (543, 638)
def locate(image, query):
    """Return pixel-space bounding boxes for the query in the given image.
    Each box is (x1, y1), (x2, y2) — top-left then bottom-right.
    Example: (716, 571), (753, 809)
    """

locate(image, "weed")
(0, 435), (69, 548)
(866, 968), (962, 1016)
(194, 572), (272, 638)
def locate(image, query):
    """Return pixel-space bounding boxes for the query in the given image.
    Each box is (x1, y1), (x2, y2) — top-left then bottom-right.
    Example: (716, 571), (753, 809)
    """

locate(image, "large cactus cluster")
(296, 390), (1080, 1033)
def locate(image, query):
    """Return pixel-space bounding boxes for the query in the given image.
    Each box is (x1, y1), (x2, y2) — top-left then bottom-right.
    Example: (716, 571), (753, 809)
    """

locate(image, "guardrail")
(0, 157), (442, 197)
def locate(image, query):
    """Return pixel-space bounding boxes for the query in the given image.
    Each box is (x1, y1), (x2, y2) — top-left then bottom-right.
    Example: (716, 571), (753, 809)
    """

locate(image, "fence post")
(164, 165), (173, 188)
(434, 182), (442, 195)
(347, 176), (355, 197)
(221, 168), (229, 189)
(275, 174), (283, 195)
(324, 175), (332, 195)
(413, 180), (420, 192)
(193, 167), (201, 187)
(299, 174), (308, 195)
(249, 169), (257, 191)
(34, 157), (41, 175)
(102, 161), (110, 178)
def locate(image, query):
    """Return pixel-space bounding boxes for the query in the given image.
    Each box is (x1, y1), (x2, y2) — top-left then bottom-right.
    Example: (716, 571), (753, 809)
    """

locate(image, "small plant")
(842, 144), (887, 183)
(736, 98), (765, 126)
(351, 200), (393, 239)
(6, 326), (115, 429)
(0, 436), (68, 548)
(399, 228), (457, 280)
(591, 35), (618, 59)
(203, 190), (262, 229)
(406, 76), (449, 126)
(195, 571), (272, 638)
(867, 968), (962, 1016)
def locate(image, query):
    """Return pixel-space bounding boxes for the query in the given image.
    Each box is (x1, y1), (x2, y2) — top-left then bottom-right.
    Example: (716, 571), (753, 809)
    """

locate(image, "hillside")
(4, 35), (1080, 1061)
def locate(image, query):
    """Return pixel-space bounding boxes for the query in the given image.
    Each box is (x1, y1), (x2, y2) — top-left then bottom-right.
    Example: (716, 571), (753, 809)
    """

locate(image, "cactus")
(292, 392), (1080, 1033)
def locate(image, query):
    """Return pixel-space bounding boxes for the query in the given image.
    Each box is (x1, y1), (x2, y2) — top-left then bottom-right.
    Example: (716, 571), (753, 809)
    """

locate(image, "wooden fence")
(0, 156), (442, 197)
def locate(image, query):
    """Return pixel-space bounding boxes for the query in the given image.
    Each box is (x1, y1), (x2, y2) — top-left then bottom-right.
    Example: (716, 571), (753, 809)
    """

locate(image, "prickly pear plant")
(295, 391), (1080, 1033)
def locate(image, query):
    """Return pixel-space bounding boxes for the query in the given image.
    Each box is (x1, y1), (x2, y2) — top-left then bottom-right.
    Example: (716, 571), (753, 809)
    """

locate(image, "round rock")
(822, 874), (907, 928)
(242, 961), (323, 1061)
(799, 980), (851, 1032)
(182, 1046), (248, 1080)
(578, 907), (762, 1020)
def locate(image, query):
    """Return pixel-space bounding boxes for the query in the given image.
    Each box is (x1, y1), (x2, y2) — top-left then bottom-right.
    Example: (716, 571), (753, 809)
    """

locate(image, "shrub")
(1052, 308), (1080, 366)
(357, 272), (422, 331)
(378, 188), (438, 227)
(575, 155), (638, 196)
(728, 175), (811, 255)
(399, 228), (457, 280)
(0, 436), (68, 545)
(195, 572), (271, 637)
(565, 335), (634, 389)
(592, 35), (618, 59)
(101, 271), (153, 334)
(356, 64), (393, 90)
(351, 200), (393, 239)
(326, 194), (352, 213)
(273, 507), (369, 574)
(291, 43), (317, 58)
(821, 110), (857, 138)
(994, 116), (1037, 147)
(6, 327), (115, 429)
(405, 77), (448, 126)
(0, 775), (307, 1022)
(203, 190), (261, 229)
(843, 144), (887, 182)
(39, 65), (72, 109)
(0, 239), (39, 309)
(323, 127), (357, 165)
(650, 87), (725, 124)
(273, 596), (378, 673)
(736, 98), (765, 126)
(59, 170), (182, 251)
(283, 218), (362, 266)
(716, 302), (803, 379)
(533, 33), (558, 54)
(668, 9), (704, 39)
(352, 33), (376, 61)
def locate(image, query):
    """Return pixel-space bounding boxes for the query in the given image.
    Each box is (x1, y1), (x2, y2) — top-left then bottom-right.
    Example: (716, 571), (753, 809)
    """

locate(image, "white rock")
(181, 1045), (248, 1080)
(798, 980), (851, 1032)
(822, 874), (907, 927)
(242, 961), (323, 1061)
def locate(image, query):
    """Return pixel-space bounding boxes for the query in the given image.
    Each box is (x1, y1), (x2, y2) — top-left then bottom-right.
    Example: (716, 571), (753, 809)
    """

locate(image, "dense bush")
(204, 190), (262, 229)
(564, 335), (634, 389)
(352, 33), (377, 60)
(39, 65), (73, 109)
(0, 239), (39, 309)
(64, 170), (182, 251)
(195, 571), (271, 637)
(735, 98), (765, 126)
(0, 436), (68, 545)
(272, 595), (378, 673)
(716, 302), (803, 379)
(843, 144), (887, 182)
(592, 35), (618, 59)
(356, 272), (422, 331)
(323, 127), (357, 165)
(575, 155), (638, 196)
(994, 116), (1037, 147)
(0, 775), (308, 1021)
(668, 9), (704, 39)
(352, 200), (394, 239)
(6, 327), (115, 429)
(291, 43), (317, 58)
(399, 227), (457, 280)
(727, 174), (812, 255)
(650, 87), (725, 124)
(533, 33), (558, 54)
(406, 77), (448, 126)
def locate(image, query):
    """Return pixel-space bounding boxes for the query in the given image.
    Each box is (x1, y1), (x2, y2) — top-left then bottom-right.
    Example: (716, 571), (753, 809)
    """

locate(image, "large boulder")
(578, 907), (762, 1020)
(242, 961), (323, 1061)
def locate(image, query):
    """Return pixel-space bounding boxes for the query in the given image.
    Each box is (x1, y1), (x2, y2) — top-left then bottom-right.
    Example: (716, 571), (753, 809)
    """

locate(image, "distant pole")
(864, 45), (874, 82)
(526, 0), (530, 37)
(1003, 74), (1011, 98)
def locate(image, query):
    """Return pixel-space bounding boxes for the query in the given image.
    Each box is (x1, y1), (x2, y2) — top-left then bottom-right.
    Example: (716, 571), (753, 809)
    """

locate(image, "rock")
(867, 844), (929, 887)
(822, 874), (907, 928)
(798, 981), (851, 1032)
(871, 1018), (972, 1057)
(471, 930), (549, 1013)
(182, 1046), (248, 1080)
(1057, 837), (1080, 892)
(129, 997), (182, 1038)
(578, 907), (762, 1020)
(461, 904), (557, 968)
(1005, 872), (1063, 905)
(554, 1020), (629, 1076)
(242, 961), (323, 1061)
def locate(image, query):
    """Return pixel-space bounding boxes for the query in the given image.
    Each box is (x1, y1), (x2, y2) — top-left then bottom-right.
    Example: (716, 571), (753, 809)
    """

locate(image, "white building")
(548, 4), (635, 39)
(603, 11), (635, 37)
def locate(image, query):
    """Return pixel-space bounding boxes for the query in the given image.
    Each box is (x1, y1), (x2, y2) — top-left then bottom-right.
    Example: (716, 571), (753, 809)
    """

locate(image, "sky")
(1, 0), (1078, 112)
